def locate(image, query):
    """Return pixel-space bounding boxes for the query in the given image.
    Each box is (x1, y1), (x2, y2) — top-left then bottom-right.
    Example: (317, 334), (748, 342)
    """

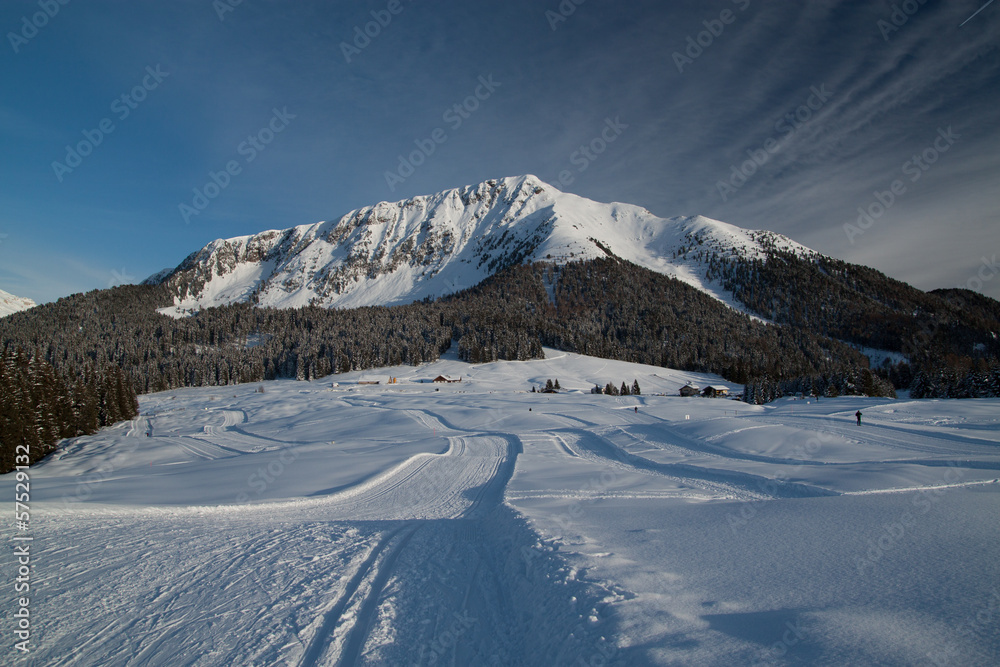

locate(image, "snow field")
(2, 349), (998, 665)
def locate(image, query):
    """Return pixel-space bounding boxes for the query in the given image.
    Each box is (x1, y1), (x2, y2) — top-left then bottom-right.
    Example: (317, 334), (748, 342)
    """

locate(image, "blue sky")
(2, 0), (998, 304)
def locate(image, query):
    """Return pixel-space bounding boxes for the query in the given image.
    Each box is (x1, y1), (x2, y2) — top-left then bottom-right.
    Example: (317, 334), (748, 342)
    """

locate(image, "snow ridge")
(155, 175), (816, 316)
(0, 288), (36, 317)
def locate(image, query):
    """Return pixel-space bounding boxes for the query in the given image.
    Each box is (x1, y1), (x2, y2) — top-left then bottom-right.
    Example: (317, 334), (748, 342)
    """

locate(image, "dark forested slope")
(4, 253), (997, 469)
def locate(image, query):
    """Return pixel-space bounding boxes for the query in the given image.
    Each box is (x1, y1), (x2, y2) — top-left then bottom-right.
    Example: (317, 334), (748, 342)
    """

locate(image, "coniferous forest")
(2, 255), (999, 471)
(0, 349), (137, 472)
(700, 244), (1000, 403)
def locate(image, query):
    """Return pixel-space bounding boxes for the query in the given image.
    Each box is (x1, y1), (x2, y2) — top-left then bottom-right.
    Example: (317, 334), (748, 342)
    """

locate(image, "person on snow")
(855, 410), (862, 426)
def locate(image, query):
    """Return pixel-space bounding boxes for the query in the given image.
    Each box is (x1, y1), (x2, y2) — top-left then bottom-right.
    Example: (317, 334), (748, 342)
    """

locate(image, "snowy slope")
(0, 288), (36, 317)
(4, 350), (999, 665)
(154, 175), (814, 316)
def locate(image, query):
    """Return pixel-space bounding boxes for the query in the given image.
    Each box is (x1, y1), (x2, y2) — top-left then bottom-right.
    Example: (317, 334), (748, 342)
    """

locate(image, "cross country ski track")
(19, 373), (1000, 666)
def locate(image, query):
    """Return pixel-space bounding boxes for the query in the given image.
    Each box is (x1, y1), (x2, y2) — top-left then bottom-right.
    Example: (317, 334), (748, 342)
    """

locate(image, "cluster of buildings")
(355, 375), (462, 386)
(679, 383), (730, 398)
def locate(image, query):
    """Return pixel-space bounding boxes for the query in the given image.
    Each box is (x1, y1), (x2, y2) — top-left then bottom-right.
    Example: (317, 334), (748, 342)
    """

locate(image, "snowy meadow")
(3, 350), (999, 665)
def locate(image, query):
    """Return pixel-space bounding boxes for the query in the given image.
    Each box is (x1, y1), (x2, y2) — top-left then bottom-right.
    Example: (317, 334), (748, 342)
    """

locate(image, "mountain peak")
(154, 175), (818, 317)
(0, 288), (37, 318)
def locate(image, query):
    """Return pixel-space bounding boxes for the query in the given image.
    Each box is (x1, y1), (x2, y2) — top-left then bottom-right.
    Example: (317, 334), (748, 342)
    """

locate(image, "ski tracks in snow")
(298, 523), (421, 667)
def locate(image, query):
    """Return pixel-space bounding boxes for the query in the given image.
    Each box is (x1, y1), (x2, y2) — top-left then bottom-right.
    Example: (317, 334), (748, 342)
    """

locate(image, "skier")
(855, 410), (862, 426)
(634, 407), (638, 413)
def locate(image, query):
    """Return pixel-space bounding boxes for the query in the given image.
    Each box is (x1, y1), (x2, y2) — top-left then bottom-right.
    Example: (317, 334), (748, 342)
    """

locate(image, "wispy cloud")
(0, 0), (997, 301)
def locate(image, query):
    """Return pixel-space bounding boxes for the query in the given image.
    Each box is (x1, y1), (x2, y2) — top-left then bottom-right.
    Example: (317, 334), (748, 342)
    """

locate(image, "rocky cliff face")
(152, 174), (814, 316)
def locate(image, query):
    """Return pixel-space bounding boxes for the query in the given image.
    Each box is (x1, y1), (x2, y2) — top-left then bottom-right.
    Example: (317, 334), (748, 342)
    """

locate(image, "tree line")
(703, 243), (1000, 397)
(0, 347), (137, 471)
(3, 252), (997, 469)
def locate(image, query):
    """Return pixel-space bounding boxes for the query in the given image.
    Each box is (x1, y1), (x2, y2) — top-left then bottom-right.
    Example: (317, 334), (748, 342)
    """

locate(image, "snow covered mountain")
(0, 288), (36, 317)
(153, 175), (815, 316)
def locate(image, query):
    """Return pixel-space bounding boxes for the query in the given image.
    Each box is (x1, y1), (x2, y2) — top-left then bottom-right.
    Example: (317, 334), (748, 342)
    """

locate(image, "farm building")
(433, 375), (462, 383)
(359, 376), (400, 385)
(702, 385), (730, 398)
(679, 384), (700, 397)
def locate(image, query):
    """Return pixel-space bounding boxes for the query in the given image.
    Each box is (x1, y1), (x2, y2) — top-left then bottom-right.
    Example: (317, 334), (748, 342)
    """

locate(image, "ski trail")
(336, 524), (421, 666)
(174, 437), (228, 461)
(546, 412), (601, 428)
(298, 434), (516, 521)
(176, 435), (243, 459)
(842, 478), (999, 495)
(571, 429), (837, 499)
(742, 413), (1000, 457)
(553, 433), (579, 457)
(298, 525), (413, 667)
(462, 436), (520, 519)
